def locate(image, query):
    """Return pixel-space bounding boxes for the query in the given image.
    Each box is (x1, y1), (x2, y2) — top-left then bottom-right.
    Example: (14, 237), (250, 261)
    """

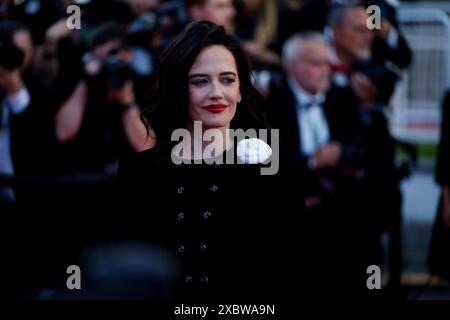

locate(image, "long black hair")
(141, 21), (266, 149)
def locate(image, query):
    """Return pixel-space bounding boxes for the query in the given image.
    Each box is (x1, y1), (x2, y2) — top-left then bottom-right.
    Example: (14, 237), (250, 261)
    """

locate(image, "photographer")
(0, 21), (32, 205)
(149, 0), (235, 55)
(325, 3), (403, 166)
(366, 0), (412, 72)
(134, 0), (236, 58)
(325, 3), (408, 292)
(55, 22), (154, 175)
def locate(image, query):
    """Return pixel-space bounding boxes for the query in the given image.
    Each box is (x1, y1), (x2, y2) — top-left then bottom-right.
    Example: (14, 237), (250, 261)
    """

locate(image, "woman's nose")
(208, 82), (224, 100)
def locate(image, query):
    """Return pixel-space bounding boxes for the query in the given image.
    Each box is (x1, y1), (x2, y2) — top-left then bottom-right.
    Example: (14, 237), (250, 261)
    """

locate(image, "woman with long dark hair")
(120, 21), (300, 301)
(142, 19), (267, 152)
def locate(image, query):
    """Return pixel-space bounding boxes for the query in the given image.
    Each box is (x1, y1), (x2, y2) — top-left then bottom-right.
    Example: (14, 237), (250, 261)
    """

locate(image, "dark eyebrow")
(189, 72), (237, 79)
(220, 72), (237, 77)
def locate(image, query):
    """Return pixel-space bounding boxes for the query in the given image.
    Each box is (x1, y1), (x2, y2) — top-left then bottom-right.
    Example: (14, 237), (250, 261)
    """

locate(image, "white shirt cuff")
(387, 27), (399, 49)
(6, 86), (30, 115)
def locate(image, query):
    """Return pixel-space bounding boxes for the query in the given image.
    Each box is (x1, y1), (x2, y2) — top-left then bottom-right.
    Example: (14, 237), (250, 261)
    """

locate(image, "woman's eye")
(222, 77), (236, 84)
(191, 79), (208, 86)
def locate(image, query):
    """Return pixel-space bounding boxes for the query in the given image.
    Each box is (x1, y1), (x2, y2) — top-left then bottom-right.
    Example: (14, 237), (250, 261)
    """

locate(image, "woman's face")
(188, 45), (242, 130)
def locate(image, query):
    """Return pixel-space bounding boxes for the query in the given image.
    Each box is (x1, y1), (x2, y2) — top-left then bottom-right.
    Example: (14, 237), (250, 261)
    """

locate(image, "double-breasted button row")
(176, 242), (208, 253)
(184, 274), (209, 284)
(175, 210), (213, 221)
(209, 184), (219, 192)
(176, 186), (185, 195)
(175, 184), (220, 195)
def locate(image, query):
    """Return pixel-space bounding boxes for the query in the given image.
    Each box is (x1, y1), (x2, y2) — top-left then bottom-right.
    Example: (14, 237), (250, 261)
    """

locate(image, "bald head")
(282, 31), (328, 62)
(282, 32), (331, 94)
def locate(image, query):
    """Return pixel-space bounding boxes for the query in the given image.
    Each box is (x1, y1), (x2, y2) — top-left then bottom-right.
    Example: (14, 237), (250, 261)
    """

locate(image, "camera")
(127, 12), (159, 49)
(0, 39), (23, 71)
(82, 21), (136, 91)
(350, 58), (389, 89)
(153, 0), (187, 30)
(82, 52), (132, 91)
(102, 55), (132, 91)
(365, 0), (398, 25)
(0, 21), (24, 71)
(127, 1), (187, 49)
(350, 57), (398, 103)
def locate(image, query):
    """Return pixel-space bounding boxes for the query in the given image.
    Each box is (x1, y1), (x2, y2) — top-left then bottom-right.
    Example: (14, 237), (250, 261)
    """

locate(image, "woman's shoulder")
(118, 145), (173, 178)
(118, 137), (296, 178)
(138, 145), (172, 164)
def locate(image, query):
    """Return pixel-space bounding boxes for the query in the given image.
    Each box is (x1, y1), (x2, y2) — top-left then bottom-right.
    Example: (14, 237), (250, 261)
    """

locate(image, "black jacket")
(265, 76), (346, 201)
(119, 144), (305, 301)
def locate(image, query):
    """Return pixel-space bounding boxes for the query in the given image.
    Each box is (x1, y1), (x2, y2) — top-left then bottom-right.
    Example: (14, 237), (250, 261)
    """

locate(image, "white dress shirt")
(287, 77), (330, 157)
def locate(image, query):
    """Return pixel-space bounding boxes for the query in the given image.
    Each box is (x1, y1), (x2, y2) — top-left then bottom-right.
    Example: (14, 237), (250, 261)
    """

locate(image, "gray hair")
(327, 3), (365, 27)
(282, 31), (328, 62)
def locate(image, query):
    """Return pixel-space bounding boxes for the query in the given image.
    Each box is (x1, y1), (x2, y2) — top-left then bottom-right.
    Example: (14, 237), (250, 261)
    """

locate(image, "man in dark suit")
(266, 31), (352, 294)
(267, 31), (342, 208)
(325, 3), (407, 291)
(265, 30), (386, 296)
(289, 0), (411, 80)
(268, 29), (395, 296)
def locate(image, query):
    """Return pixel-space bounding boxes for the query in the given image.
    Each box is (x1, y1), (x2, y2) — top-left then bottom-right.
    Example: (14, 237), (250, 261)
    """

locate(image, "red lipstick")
(203, 104), (228, 113)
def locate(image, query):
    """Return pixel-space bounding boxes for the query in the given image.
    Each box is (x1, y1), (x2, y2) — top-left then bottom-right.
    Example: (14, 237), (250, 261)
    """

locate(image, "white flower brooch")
(236, 138), (272, 164)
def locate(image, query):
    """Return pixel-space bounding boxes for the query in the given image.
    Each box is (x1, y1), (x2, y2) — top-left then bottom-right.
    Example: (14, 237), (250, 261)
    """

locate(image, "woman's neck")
(183, 122), (233, 161)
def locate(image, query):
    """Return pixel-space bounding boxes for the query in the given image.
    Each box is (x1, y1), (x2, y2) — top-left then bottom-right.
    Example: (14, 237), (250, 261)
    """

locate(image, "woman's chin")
(200, 117), (232, 130)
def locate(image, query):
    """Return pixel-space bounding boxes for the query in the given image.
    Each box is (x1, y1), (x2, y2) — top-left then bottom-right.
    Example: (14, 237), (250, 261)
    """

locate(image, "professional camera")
(153, 0), (187, 30)
(350, 58), (389, 89)
(0, 39), (23, 71)
(0, 22), (24, 71)
(127, 1), (187, 49)
(365, 0), (398, 26)
(82, 21), (133, 91)
(82, 51), (132, 91)
(127, 12), (159, 49)
(102, 55), (132, 91)
(350, 57), (398, 103)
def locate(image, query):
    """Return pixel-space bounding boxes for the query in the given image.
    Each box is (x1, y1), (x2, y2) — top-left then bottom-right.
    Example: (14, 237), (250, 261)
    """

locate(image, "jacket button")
(185, 275), (193, 283)
(200, 243), (207, 252)
(176, 212), (185, 221)
(200, 275), (209, 283)
(176, 186), (185, 194)
(203, 210), (212, 220)
(177, 244), (186, 253)
(209, 185), (219, 192)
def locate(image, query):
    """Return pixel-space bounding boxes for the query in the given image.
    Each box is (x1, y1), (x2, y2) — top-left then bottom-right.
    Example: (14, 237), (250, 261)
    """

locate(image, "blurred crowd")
(1, 0), (448, 298)
(0, 0), (412, 187)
